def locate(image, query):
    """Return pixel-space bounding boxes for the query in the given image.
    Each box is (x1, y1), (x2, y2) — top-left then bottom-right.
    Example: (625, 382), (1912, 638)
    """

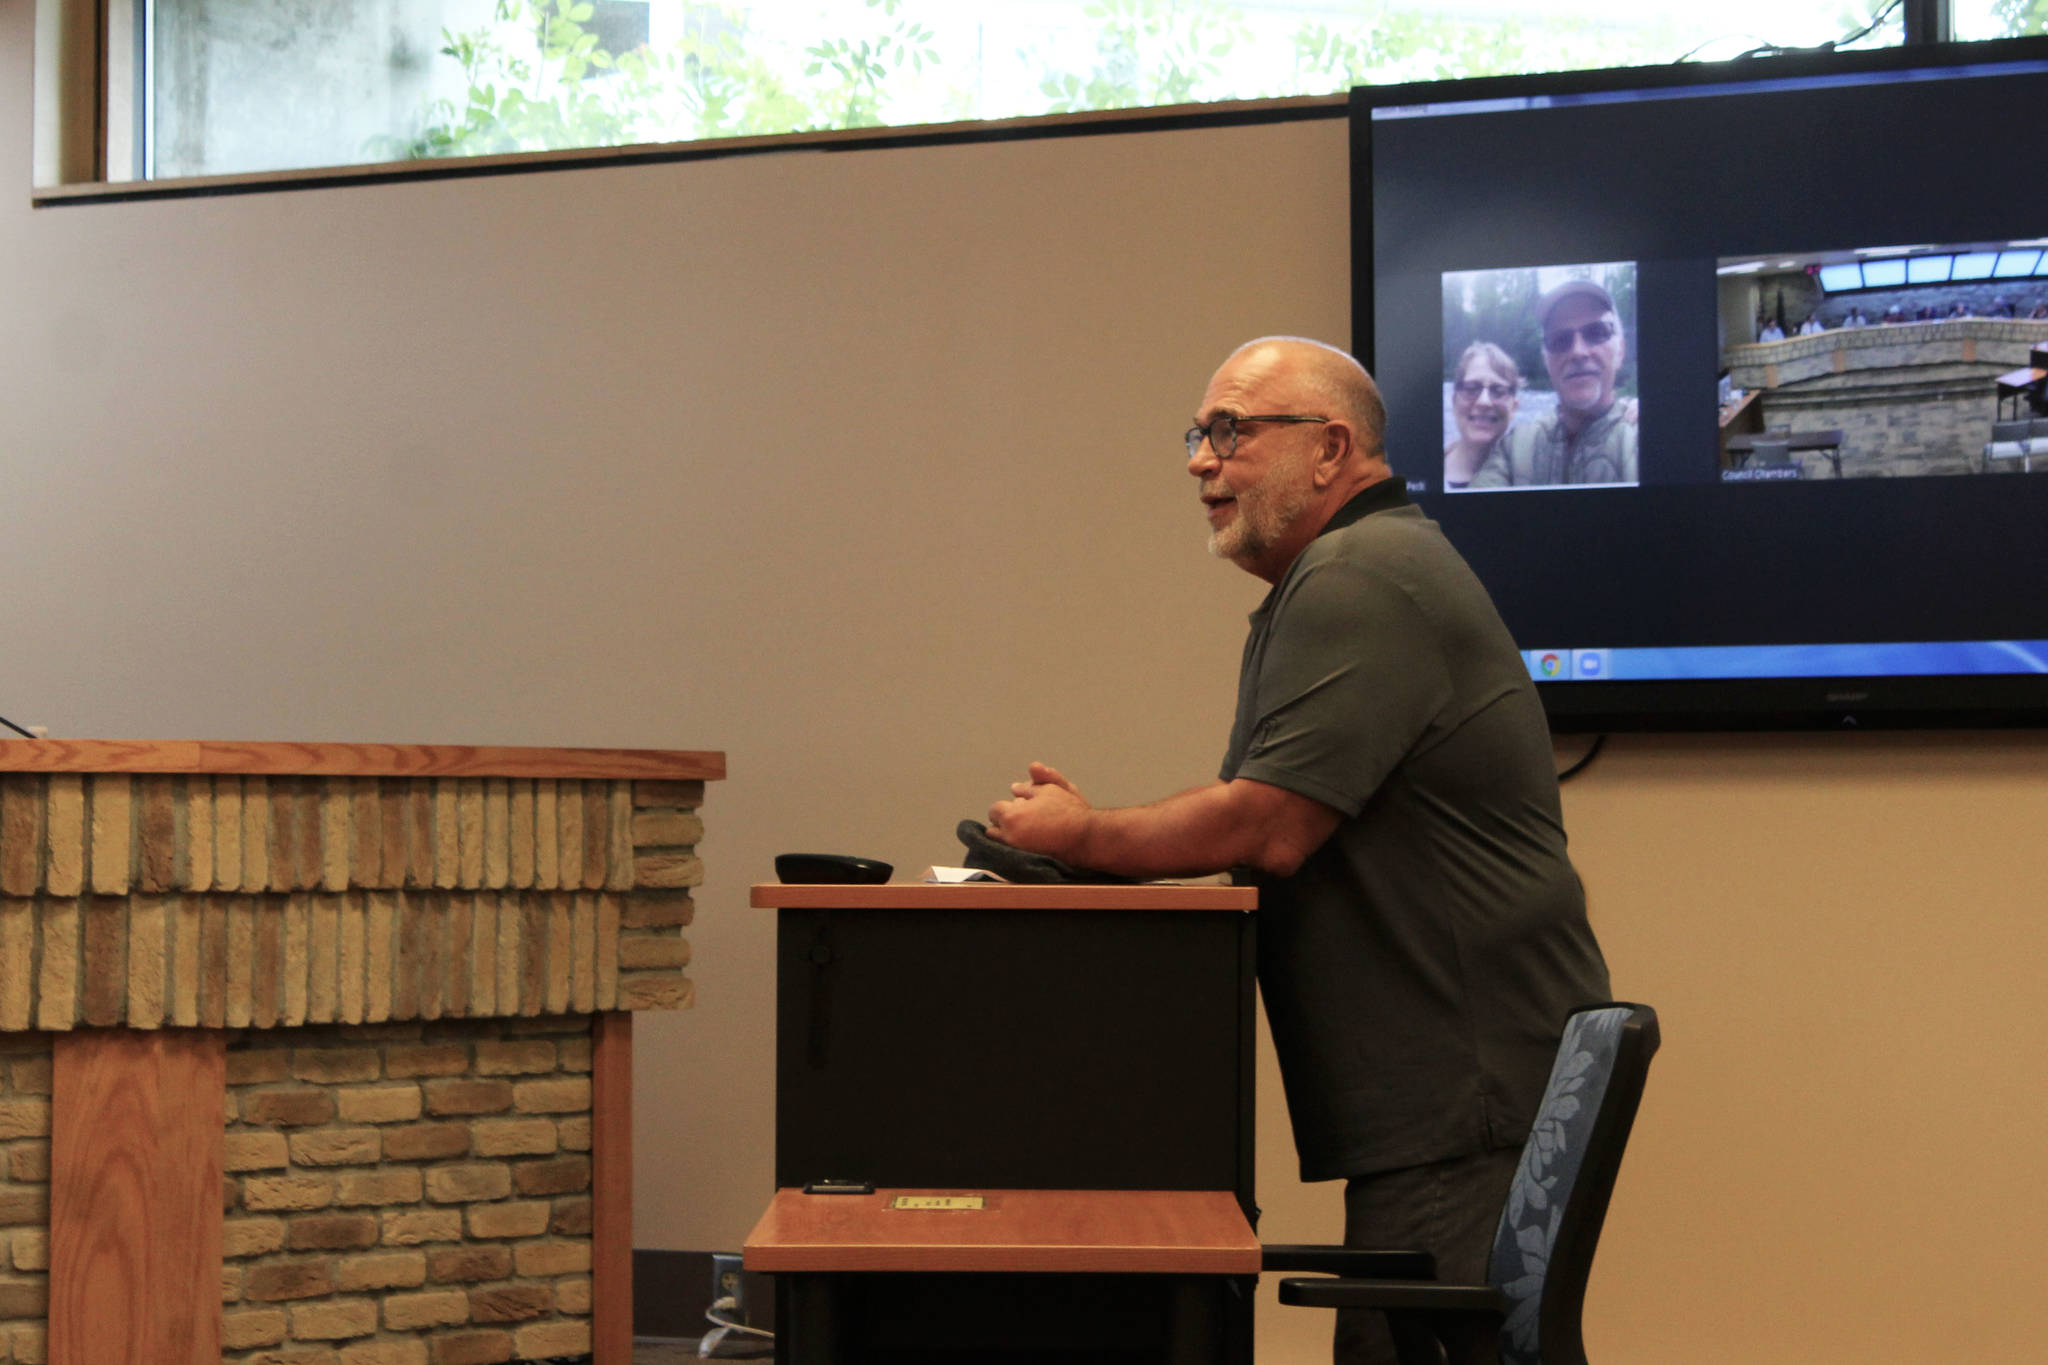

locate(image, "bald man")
(989, 338), (1609, 1365)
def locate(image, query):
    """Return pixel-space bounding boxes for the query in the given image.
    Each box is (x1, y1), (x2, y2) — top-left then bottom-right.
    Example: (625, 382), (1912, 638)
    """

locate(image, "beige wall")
(5, 8), (2045, 1359)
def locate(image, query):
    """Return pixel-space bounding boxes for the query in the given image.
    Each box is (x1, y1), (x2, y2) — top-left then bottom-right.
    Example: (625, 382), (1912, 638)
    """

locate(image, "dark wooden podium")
(745, 881), (1258, 1364)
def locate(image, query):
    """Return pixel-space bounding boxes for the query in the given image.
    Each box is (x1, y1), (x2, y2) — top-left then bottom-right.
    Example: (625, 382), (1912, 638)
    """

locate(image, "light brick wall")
(222, 1017), (599, 1365)
(0, 776), (702, 1029)
(0, 769), (711, 1364)
(0, 1034), (50, 1365)
(1724, 319), (2048, 477)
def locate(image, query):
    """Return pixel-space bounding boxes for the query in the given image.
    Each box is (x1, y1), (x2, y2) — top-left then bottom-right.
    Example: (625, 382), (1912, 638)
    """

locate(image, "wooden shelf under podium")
(745, 1187), (1261, 1275)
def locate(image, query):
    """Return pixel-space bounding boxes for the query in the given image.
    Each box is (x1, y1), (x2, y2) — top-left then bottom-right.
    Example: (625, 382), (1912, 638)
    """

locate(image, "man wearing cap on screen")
(1471, 279), (1637, 488)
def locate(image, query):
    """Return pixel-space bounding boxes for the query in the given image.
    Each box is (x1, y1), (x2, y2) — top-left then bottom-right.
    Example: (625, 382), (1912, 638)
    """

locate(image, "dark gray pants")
(1334, 1145), (1522, 1365)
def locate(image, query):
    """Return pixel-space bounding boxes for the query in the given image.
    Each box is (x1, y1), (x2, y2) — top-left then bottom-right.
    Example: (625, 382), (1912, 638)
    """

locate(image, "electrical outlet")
(714, 1252), (745, 1321)
(699, 1252), (771, 1358)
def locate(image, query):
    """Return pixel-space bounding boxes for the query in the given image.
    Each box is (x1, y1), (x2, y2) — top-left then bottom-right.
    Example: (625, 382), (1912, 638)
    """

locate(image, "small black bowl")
(775, 853), (894, 885)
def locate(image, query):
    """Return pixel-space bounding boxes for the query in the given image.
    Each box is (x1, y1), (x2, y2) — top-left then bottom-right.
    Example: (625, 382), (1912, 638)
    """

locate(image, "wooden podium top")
(751, 882), (1255, 911)
(0, 739), (725, 781)
(744, 1187), (1260, 1274)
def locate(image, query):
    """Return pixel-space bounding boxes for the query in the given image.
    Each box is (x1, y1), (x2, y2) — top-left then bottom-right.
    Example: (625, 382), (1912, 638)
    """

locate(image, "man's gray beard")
(1208, 454), (1316, 563)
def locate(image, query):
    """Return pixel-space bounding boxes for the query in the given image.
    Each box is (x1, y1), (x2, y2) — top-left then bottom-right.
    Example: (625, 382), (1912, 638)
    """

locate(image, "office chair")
(1982, 419), (2031, 472)
(1268, 1002), (1660, 1365)
(2028, 418), (2048, 472)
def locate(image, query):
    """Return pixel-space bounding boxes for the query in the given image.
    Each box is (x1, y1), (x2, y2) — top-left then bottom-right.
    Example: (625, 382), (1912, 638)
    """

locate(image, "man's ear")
(1313, 421), (1354, 487)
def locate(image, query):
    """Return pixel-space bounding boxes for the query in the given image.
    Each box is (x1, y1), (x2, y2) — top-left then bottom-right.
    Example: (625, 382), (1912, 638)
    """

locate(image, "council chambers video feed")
(1716, 239), (2048, 482)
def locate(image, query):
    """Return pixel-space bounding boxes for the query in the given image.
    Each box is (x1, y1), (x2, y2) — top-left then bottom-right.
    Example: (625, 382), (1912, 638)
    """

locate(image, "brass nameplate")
(891, 1195), (985, 1211)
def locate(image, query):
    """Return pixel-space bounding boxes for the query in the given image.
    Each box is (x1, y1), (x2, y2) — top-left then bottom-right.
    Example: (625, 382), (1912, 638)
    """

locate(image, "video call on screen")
(1361, 62), (2048, 650)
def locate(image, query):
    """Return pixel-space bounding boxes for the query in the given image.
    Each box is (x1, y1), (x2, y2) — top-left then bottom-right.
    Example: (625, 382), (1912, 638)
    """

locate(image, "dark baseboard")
(633, 1248), (776, 1340)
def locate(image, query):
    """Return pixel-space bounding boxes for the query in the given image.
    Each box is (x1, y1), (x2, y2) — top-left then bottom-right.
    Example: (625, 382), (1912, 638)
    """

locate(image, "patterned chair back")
(1487, 1003), (1659, 1365)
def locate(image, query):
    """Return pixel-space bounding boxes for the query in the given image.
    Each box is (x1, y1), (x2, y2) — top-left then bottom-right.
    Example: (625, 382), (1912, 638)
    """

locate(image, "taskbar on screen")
(1525, 641), (2048, 682)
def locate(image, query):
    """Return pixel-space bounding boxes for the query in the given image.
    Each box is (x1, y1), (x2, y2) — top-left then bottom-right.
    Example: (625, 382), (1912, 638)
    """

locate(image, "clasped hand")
(986, 761), (1091, 859)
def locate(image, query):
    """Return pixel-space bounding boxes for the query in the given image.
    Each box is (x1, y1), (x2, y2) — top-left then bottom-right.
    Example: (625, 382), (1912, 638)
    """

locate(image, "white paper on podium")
(921, 866), (1009, 883)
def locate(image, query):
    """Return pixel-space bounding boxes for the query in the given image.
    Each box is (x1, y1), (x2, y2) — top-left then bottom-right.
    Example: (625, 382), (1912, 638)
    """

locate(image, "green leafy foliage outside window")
(371, 0), (1963, 166)
(1039, 0), (1251, 113)
(376, 0), (937, 158)
(1991, 0), (2048, 34)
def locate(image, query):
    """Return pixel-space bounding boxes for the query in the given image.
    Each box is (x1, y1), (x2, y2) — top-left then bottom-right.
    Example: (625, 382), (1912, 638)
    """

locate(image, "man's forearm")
(1019, 778), (1338, 880)
(1067, 782), (1251, 879)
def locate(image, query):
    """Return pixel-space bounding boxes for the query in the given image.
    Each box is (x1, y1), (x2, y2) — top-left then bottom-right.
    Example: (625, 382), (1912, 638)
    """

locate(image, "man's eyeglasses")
(1184, 413), (1330, 460)
(1543, 319), (1618, 354)
(1453, 380), (1515, 402)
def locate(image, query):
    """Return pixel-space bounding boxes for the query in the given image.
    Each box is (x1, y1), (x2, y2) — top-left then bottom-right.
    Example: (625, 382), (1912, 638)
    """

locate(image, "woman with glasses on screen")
(1443, 341), (1520, 491)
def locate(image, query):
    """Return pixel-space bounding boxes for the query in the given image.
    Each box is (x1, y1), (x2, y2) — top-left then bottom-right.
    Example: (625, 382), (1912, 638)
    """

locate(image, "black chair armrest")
(1261, 1244), (1435, 1279)
(1277, 1277), (1509, 1314)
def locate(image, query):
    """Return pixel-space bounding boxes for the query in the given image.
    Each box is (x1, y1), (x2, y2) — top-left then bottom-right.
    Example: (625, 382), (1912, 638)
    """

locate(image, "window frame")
(29, 0), (1955, 207)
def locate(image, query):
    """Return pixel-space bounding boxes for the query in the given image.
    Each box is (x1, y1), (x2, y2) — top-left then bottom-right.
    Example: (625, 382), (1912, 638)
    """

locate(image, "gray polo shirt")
(1223, 481), (1609, 1181)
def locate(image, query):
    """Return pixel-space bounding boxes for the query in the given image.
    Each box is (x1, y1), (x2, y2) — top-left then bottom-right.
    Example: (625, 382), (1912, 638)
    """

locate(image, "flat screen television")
(1350, 37), (2048, 731)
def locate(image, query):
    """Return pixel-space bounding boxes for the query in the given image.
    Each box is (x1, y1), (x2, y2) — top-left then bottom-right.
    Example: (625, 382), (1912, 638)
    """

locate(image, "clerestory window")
(40, 0), (2038, 194)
